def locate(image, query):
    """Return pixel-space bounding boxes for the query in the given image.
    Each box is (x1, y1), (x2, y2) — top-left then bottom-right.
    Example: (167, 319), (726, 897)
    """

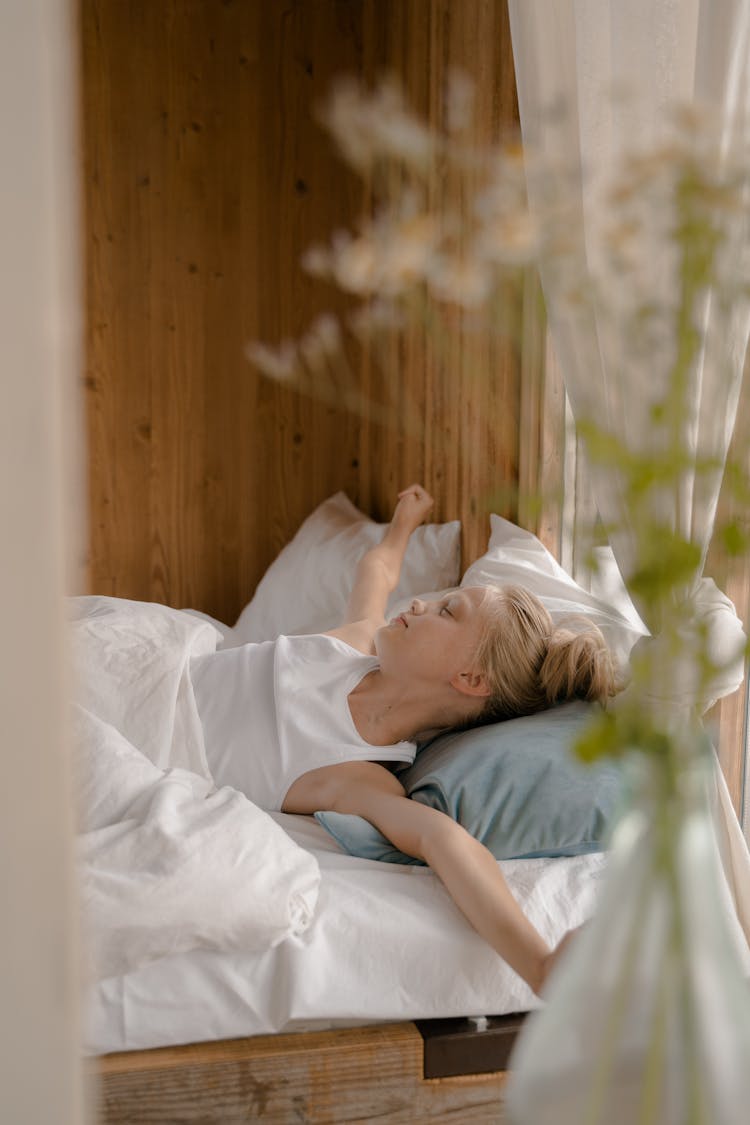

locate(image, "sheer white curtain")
(507, 0), (750, 943)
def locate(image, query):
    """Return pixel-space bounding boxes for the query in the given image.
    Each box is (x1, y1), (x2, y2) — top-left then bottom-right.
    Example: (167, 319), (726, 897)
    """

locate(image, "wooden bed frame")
(93, 1015), (526, 1123)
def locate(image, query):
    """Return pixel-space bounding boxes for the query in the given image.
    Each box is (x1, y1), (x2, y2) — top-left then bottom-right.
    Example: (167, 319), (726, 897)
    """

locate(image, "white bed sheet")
(85, 811), (608, 1054)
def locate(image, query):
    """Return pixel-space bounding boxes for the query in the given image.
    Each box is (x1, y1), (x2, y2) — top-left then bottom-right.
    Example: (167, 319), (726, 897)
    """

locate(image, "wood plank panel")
(83, 0), (157, 599)
(93, 1024), (510, 1124)
(82, 0), (370, 620)
(358, 0), (521, 568)
(81, 0), (522, 623)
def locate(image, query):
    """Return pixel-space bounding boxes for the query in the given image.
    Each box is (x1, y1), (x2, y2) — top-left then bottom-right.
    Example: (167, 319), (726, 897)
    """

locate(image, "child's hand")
(392, 484), (434, 532)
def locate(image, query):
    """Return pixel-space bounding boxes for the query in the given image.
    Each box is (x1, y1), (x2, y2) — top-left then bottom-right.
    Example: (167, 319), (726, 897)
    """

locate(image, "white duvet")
(70, 596), (320, 981)
(75, 599), (614, 1055)
(85, 813), (609, 1053)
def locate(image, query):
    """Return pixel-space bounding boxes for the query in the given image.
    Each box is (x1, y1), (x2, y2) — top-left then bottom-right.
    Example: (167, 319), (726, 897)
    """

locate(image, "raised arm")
(326, 484), (434, 652)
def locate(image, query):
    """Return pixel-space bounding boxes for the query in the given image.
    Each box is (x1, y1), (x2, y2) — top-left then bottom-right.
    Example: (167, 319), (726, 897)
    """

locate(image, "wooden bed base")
(93, 1015), (526, 1123)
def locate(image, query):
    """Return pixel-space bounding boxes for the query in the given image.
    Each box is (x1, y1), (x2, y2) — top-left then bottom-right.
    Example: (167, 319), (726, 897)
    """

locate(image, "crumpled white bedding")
(74, 597), (613, 1055)
(84, 810), (610, 1054)
(70, 596), (321, 981)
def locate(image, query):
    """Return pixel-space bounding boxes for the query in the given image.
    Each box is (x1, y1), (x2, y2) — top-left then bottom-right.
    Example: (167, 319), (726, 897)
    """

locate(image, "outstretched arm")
(326, 484), (434, 652)
(283, 761), (556, 995)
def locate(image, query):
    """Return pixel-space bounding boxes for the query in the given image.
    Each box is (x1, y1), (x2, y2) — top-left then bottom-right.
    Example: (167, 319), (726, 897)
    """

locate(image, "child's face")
(375, 586), (494, 690)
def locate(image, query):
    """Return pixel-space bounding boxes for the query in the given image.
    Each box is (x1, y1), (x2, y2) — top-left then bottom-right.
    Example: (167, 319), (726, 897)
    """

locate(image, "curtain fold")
(508, 0), (750, 943)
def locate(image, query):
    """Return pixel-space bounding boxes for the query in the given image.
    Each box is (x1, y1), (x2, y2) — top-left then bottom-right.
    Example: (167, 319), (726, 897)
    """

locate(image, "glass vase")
(505, 733), (750, 1125)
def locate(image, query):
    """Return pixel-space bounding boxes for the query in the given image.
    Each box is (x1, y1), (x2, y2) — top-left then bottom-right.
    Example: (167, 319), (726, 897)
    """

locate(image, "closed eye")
(440, 604), (453, 617)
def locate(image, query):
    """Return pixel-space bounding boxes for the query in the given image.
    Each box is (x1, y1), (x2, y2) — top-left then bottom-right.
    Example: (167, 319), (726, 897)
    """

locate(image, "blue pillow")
(315, 701), (622, 864)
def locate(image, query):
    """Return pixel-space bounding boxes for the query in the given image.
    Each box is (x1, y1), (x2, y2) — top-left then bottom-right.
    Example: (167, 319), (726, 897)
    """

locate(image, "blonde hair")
(474, 585), (620, 723)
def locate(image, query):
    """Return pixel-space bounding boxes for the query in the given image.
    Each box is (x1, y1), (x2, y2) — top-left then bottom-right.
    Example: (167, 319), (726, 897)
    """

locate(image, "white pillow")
(231, 492), (461, 644)
(460, 514), (647, 672)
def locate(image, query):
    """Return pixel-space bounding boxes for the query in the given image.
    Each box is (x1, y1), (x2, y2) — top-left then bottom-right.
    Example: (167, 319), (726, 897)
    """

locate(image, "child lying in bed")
(190, 485), (618, 996)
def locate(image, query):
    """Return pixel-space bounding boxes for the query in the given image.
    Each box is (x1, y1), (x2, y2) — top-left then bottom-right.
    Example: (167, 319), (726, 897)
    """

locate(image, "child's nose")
(410, 598), (426, 615)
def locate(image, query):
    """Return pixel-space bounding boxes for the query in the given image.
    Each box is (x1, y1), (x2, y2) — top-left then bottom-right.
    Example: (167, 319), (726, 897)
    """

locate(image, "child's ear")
(451, 669), (491, 698)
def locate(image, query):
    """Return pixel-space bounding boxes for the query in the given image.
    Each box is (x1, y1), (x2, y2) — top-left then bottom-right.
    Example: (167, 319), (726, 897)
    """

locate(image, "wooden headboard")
(79, 0), (558, 625)
(80, 0), (746, 814)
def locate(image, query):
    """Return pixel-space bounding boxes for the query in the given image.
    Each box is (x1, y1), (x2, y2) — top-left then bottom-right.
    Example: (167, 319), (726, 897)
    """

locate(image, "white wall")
(0, 2), (88, 1122)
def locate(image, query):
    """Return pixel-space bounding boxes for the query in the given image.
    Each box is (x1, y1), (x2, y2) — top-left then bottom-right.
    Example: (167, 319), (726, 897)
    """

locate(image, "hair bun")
(541, 621), (619, 705)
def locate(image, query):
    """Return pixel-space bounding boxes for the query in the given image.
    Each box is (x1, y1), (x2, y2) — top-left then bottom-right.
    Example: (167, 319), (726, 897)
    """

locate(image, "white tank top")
(190, 633), (417, 811)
